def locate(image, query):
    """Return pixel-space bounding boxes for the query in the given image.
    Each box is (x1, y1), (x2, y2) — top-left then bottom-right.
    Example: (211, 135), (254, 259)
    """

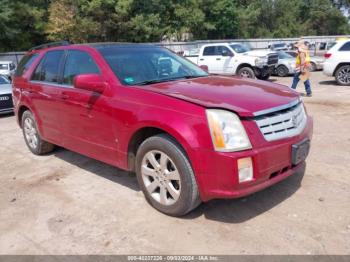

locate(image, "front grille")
(0, 94), (13, 110)
(254, 102), (307, 141)
(267, 53), (278, 65)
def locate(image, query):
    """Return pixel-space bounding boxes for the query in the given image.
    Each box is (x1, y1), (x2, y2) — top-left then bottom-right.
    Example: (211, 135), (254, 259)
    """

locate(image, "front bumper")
(255, 65), (276, 76)
(193, 116), (313, 202)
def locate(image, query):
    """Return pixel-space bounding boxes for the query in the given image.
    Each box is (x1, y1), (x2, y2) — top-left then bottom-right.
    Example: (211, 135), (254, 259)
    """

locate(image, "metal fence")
(0, 52), (25, 66)
(1, 35), (349, 65)
(157, 35), (350, 56)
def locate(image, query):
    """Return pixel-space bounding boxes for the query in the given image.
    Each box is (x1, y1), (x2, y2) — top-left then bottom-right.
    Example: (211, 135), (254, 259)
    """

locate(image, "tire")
(135, 134), (201, 216)
(21, 110), (55, 155)
(276, 65), (289, 77)
(309, 62), (317, 72)
(335, 65), (350, 86)
(237, 67), (255, 78)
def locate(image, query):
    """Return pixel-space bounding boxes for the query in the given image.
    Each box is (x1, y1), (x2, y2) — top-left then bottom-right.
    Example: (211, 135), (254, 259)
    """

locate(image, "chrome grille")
(267, 53), (278, 65)
(254, 102), (307, 141)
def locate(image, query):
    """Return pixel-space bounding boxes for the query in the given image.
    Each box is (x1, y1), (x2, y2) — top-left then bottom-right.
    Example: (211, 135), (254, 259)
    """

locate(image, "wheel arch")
(236, 63), (254, 74)
(333, 63), (350, 76)
(17, 105), (31, 128)
(127, 126), (191, 173)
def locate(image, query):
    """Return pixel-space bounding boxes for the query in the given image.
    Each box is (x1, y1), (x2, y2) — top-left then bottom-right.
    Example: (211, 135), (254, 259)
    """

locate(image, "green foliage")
(0, 0), (349, 52)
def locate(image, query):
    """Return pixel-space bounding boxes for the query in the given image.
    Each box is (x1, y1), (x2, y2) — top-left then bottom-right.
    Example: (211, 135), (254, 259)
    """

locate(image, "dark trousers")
(291, 72), (312, 95)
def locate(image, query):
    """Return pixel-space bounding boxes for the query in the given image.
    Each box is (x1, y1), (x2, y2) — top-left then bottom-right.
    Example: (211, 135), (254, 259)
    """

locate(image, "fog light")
(238, 157), (253, 183)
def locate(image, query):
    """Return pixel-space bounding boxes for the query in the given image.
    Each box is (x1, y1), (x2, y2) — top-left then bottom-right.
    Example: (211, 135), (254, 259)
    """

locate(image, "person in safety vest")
(291, 40), (312, 97)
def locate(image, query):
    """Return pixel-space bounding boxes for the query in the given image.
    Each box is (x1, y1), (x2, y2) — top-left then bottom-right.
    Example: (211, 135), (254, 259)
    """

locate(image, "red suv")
(12, 42), (313, 216)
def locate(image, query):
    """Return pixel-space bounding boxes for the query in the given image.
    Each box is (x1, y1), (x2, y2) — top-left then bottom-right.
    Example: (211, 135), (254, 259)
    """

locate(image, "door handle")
(199, 58), (204, 61)
(216, 58), (221, 61)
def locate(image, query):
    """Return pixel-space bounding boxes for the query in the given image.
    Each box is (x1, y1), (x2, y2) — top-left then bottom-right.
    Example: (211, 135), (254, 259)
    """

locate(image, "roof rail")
(29, 41), (71, 51)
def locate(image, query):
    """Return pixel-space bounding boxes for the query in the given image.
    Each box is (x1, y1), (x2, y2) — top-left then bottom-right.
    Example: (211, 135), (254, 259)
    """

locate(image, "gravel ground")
(0, 71), (349, 255)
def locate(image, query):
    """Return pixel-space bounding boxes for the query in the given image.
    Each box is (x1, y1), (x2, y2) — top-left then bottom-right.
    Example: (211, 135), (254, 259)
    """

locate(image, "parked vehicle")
(184, 43), (278, 80)
(0, 61), (16, 80)
(323, 40), (350, 85)
(13, 42), (313, 216)
(274, 51), (296, 77)
(268, 43), (288, 51)
(0, 75), (14, 114)
(284, 51), (324, 72)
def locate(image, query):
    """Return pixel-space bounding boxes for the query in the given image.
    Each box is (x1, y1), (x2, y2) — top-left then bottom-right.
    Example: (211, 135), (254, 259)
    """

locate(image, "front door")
(59, 50), (118, 166)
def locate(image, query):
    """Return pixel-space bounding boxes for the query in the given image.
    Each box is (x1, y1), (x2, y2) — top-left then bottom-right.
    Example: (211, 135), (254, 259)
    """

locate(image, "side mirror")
(199, 65), (209, 72)
(73, 74), (106, 93)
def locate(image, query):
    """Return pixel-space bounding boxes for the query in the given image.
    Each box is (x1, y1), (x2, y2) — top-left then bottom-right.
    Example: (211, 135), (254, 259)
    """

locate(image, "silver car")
(0, 75), (14, 114)
(274, 51), (296, 77)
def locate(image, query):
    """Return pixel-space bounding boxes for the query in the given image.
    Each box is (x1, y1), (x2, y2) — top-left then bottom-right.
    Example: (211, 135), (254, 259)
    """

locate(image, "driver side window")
(63, 50), (100, 85)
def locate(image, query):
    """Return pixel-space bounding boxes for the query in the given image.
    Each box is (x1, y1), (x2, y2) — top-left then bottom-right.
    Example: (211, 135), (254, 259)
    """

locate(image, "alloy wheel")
(24, 118), (38, 150)
(141, 150), (181, 206)
(337, 67), (350, 85)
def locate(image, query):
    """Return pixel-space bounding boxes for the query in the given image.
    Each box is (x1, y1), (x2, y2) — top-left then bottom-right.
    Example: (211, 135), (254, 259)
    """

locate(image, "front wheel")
(335, 65), (350, 85)
(22, 110), (55, 155)
(237, 67), (255, 78)
(135, 134), (201, 216)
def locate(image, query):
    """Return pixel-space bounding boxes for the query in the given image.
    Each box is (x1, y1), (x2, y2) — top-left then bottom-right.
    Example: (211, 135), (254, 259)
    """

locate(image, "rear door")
(199, 45), (234, 74)
(58, 50), (118, 165)
(29, 50), (65, 144)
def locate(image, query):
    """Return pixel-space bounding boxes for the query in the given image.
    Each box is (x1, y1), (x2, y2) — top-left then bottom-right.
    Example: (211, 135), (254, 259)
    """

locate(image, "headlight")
(255, 57), (265, 67)
(206, 109), (252, 152)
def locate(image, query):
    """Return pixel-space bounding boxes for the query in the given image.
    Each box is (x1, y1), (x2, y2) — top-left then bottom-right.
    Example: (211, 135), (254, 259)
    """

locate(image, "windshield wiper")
(136, 75), (206, 86)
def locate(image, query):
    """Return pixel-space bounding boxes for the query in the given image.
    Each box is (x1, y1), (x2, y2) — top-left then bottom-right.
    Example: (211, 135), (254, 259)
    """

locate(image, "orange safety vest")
(296, 50), (311, 69)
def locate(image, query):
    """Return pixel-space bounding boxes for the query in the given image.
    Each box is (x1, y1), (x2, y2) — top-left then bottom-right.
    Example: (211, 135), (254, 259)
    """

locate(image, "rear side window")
(203, 46), (216, 56)
(32, 51), (64, 83)
(15, 54), (39, 76)
(63, 50), (100, 85)
(339, 42), (350, 51)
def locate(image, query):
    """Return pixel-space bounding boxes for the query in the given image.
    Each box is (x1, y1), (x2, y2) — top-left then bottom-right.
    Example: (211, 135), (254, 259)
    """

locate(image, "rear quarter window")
(339, 42), (350, 51)
(15, 54), (39, 77)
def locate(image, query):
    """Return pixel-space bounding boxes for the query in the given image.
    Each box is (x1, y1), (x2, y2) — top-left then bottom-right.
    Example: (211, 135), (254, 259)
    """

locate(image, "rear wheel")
(22, 110), (55, 155)
(335, 65), (350, 85)
(135, 134), (201, 216)
(309, 62), (317, 72)
(237, 67), (255, 78)
(276, 65), (289, 77)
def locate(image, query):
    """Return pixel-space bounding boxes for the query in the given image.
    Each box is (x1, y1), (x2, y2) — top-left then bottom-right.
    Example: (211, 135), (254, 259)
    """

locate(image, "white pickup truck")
(184, 43), (278, 80)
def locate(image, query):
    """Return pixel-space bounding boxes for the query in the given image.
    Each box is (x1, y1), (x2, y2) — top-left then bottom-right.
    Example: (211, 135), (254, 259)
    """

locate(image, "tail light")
(324, 53), (332, 59)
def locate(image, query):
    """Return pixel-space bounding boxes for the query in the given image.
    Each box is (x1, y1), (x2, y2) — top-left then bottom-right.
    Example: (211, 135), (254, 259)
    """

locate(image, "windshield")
(0, 64), (9, 70)
(97, 45), (208, 85)
(229, 44), (250, 53)
(0, 76), (10, 85)
(278, 51), (293, 59)
(274, 43), (286, 48)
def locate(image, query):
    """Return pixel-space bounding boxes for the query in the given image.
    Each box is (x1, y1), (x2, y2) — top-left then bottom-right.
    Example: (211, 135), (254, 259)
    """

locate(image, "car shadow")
(184, 163), (306, 223)
(319, 80), (337, 85)
(53, 147), (305, 223)
(53, 147), (140, 192)
(0, 112), (14, 118)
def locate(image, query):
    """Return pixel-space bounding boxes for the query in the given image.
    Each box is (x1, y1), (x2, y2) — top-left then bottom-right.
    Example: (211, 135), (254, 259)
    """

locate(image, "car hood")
(0, 84), (12, 95)
(243, 50), (274, 57)
(138, 76), (299, 117)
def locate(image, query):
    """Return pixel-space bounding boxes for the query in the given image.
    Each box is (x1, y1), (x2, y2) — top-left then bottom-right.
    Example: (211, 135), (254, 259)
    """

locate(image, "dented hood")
(137, 76), (300, 117)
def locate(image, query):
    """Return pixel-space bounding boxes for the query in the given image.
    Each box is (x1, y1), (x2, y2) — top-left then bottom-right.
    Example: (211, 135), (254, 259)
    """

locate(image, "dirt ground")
(0, 71), (349, 255)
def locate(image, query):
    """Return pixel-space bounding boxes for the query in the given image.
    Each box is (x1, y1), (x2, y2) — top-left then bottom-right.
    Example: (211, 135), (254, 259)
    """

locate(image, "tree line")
(1, 0), (350, 52)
